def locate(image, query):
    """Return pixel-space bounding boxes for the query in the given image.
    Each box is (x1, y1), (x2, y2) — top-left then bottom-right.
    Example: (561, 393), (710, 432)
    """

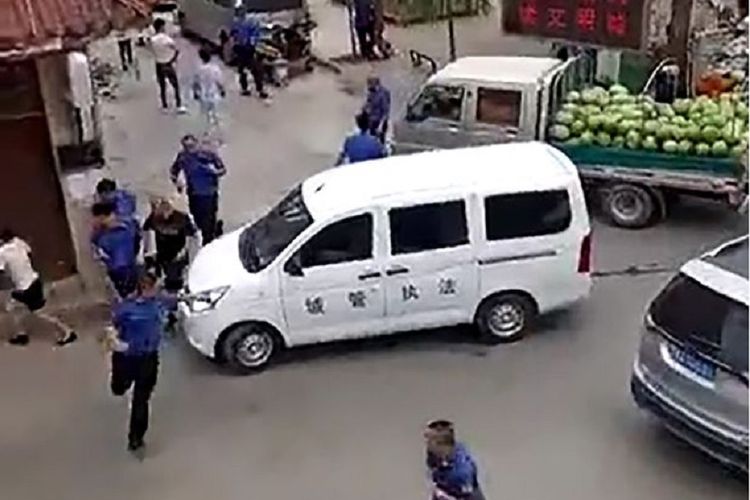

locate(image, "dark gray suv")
(631, 235), (749, 472)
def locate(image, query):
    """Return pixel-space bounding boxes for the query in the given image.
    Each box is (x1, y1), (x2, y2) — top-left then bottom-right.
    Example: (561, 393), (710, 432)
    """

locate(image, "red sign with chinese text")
(502, 0), (646, 50)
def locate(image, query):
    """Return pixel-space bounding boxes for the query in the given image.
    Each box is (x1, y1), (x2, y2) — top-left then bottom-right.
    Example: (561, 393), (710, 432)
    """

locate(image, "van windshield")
(650, 273), (749, 375)
(238, 185), (313, 273)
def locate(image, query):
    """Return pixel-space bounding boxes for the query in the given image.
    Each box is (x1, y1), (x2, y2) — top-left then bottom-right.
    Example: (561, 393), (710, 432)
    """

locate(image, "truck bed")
(551, 143), (745, 203)
(552, 143), (740, 177)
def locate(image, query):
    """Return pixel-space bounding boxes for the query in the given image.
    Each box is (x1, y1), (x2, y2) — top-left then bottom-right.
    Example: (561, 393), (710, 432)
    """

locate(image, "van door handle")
(358, 271), (381, 281)
(385, 266), (409, 276)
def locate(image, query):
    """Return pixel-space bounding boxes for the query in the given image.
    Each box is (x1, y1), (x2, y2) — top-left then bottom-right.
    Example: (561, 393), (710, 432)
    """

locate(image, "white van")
(181, 142), (592, 373)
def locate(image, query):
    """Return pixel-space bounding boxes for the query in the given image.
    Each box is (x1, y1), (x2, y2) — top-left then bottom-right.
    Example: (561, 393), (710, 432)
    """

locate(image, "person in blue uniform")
(337, 112), (386, 165)
(362, 75), (391, 143)
(91, 201), (141, 298)
(231, 7), (269, 99)
(107, 271), (166, 453)
(95, 178), (137, 221)
(169, 134), (226, 244)
(425, 420), (485, 500)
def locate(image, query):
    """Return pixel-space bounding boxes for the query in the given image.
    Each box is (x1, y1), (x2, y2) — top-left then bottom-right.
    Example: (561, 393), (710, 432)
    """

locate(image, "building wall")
(36, 54), (108, 297)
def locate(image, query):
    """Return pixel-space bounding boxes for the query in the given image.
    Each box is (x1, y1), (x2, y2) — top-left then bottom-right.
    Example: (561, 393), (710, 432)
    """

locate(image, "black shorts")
(11, 278), (46, 312)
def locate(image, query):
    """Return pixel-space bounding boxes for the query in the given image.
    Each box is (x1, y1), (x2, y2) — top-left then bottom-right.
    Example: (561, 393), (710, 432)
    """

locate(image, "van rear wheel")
(222, 324), (279, 374)
(475, 293), (536, 344)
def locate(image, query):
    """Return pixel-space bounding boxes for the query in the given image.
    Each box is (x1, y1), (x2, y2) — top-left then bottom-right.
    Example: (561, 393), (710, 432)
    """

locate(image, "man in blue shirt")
(91, 202), (141, 298)
(95, 178), (137, 221)
(170, 134), (227, 244)
(363, 75), (391, 143)
(425, 420), (485, 500)
(108, 271), (166, 454)
(231, 8), (269, 99)
(337, 112), (386, 165)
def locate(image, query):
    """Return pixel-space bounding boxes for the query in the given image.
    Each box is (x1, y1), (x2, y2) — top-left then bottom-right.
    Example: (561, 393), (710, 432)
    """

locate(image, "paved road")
(0, 200), (745, 500)
(3, 27), (747, 500)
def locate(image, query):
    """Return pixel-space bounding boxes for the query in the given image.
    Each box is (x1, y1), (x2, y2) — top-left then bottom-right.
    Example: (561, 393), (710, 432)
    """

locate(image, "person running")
(231, 8), (269, 100)
(424, 420), (485, 500)
(337, 112), (386, 165)
(362, 76), (391, 143)
(192, 47), (226, 142)
(95, 178), (137, 221)
(169, 135), (226, 244)
(91, 202), (141, 299)
(107, 271), (167, 454)
(0, 230), (77, 346)
(143, 195), (199, 294)
(115, 28), (135, 72)
(150, 19), (186, 114)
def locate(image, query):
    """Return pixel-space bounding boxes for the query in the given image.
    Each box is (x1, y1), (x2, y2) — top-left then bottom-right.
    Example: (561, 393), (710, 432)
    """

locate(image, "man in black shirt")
(143, 196), (199, 294)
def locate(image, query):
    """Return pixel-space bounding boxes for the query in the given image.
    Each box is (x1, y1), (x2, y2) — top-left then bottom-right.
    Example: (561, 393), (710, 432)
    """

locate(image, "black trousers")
(118, 39), (134, 70)
(111, 352), (159, 445)
(155, 62), (182, 108)
(370, 119), (388, 143)
(356, 23), (376, 58)
(156, 257), (188, 293)
(188, 193), (219, 245)
(236, 46), (265, 95)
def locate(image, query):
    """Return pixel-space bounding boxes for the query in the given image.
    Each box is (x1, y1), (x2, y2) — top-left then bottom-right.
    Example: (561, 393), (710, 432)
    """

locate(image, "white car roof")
(429, 56), (563, 86)
(681, 235), (749, 306)
(302, 142), (578, 219)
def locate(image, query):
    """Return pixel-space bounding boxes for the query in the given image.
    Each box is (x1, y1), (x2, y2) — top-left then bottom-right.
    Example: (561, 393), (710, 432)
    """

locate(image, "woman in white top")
(192, 47), (226, 143)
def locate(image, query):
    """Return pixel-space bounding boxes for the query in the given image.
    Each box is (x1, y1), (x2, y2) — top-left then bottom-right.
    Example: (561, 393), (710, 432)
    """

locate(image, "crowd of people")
(0, 8), (490, 490)
(87, 132), (228, 453)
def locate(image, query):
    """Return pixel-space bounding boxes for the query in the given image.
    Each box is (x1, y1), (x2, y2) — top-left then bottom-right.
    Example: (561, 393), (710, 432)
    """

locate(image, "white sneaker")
(176, 106), (188, 115)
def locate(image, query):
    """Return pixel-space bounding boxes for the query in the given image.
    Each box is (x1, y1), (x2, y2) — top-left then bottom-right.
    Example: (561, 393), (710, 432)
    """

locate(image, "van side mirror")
(284, 254), (304, 277)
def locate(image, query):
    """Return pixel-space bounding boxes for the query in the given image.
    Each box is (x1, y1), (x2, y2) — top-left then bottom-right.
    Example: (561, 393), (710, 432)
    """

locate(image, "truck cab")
(392, 56), (592, 154)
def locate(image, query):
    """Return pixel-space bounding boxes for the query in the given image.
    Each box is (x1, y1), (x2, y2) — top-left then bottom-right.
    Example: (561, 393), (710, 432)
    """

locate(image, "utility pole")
(446, 0), (457, 61)
(346, 0), (358, 57)
(666, 0), (694, 90)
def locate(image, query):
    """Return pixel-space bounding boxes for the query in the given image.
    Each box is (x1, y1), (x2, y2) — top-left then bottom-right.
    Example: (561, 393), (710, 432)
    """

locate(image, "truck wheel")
(221, 323), (280, 374)
(602, 184), (655, 229)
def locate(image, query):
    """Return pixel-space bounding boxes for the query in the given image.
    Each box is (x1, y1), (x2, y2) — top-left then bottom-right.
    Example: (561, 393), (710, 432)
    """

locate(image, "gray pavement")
(0, 9), (748, 500)
(0, 204), (745, 500)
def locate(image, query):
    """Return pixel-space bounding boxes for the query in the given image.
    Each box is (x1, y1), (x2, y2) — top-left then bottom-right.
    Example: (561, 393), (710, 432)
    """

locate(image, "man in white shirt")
(0, 229), (77, 346)
(150, 19), (186, 114)
(192, 47), (226, 142)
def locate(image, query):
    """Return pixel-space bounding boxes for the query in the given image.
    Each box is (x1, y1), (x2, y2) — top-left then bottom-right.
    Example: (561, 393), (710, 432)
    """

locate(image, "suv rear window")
(650, 274), (749, 373)
(484, 190), (571, 240)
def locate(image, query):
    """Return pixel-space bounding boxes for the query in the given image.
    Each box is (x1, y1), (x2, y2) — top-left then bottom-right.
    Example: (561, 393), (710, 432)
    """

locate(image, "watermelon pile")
(549, 84), (749, 159)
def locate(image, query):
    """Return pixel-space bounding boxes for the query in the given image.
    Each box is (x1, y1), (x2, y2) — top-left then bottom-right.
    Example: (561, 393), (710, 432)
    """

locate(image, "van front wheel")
(475, 293), (536, 344)
(222, 324), (279, 374)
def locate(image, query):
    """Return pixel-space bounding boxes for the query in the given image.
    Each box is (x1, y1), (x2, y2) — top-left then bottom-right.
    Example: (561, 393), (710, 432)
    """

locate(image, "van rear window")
(650, 274), (749, 374)
(484, 190), (571, 241)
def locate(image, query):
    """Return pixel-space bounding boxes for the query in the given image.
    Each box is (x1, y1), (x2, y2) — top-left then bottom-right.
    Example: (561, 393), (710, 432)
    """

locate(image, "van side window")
(300, 214), (373, 267)
(484, 190), (571, 240)
(476, 88), (522, 127)
(389, 201), (468, 255)
(407, 85), (465, 123)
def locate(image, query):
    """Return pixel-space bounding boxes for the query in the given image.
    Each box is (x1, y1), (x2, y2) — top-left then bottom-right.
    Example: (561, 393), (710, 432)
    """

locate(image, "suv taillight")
(578, 233), (592, 273)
